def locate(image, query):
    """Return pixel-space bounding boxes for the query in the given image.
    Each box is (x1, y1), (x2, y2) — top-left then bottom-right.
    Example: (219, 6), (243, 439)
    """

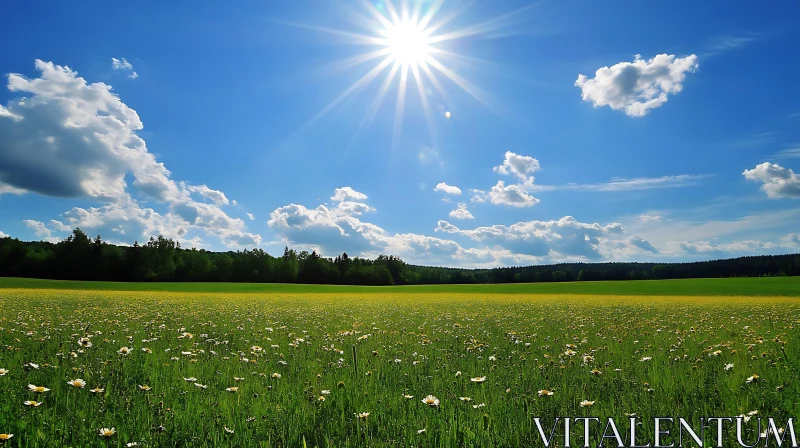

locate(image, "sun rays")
(280, 0), (530, 151)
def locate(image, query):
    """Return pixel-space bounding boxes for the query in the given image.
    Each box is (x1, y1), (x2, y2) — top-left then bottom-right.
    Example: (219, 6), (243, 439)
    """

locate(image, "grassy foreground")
(0, 282), (798, 447)
(1, 275), (800, 295)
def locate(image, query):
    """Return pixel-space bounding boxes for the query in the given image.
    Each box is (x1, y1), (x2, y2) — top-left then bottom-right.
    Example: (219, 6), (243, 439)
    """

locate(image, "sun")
(380, 18), (432, 68)
(278, 0), (534, 150)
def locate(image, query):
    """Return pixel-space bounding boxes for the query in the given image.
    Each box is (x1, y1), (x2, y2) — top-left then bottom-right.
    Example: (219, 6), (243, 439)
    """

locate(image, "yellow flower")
(318, 395), (326, 402)
(90, 387), (105, 393)
(590, 369), (602, 375)
(226, 387), (238, 392)
(746, 374), (759, 383)
(0, 434), (13, 441)
(118, 347), (131, 355)
(28, 384), (50, 393)
(355, 412), (370, 419)
(67, 379), (86, 388)
(459, 396), (472, 402)
(421, 395), (440, 407)
(138, 385), (151, 391)
(564, 349), (577, 357)
(470, 376), (487, 383)
(271, 373), (281, 379)
(580, 400), (595, 407)
(24, 400), (42, 407)
(538, 389), (554, 396)
(98, 427), (116, 438)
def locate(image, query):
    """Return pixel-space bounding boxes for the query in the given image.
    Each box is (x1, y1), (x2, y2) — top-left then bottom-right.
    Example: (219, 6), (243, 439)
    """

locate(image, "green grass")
(1, 275), (799, 296)
(0, 286), (799, 447)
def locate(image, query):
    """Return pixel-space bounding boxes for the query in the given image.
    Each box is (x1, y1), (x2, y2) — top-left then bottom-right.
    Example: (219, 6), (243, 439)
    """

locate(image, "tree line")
(1, 229), (798, 285)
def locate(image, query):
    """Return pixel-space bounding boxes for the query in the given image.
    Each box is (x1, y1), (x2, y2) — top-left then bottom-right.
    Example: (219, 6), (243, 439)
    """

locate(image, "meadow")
(0, 278), (799, 447)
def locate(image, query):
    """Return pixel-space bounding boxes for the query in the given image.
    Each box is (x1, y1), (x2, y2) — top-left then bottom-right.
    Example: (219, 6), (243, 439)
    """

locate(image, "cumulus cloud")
(575, 54), (698, 117)
(185, 184), (229, 205)
(435, 216), (631, 260)
(434, 182), (462, 195)
(743, 162), (800, 198)
(484, 180), (539, 207)
(23, 219), (60, 243)
(49, 220), (71, 232)
(0, 229), (7, 238)
(670, 239), (777, 256)
(493, 151), (540, 181)
(331, 187), (367, 202)
(111, 57), (138, 79)
(448, 203), (474, 220)
(0, 60), (260, 248)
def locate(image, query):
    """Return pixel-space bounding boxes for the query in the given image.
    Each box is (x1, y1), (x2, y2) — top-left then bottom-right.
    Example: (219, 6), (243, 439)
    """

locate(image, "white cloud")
(449, 203), (474, 220)
(49, 220), (71, 232)
(668, 239), (778, 256)
(331, 187), (367, 202)
(782, 233), (800, 248)
(469, 189), (486, 203)
(435, 216), (632, 260)
(246, 213), (255, 221)
(493, 151), (540, 181)
(575, 54), (698, 117)
(0, 230), (7, 238)
(185, 184), (229, 205)
(111, 57), (138, 79)
(23, 219), (60, 243)
(743, 162), (800, 198)
(637, 214), (663, 223)
(1, 60), (261, 248)
(485, 180), (539, 207)
(434, 182), (462, 195)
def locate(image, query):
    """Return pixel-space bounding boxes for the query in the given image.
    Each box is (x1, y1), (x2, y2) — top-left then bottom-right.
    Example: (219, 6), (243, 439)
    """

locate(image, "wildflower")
(470, 376), (487, 383)
(126, 443), (140, 447)
(640, 356), (652, 362)
(538, 389), (554, 396)
(356, 412), (370, 419)
(403, 394), (414, 399)
(421, 395), (440, 407)
(459, 396), (472, 402)
(418, 428), (426, 434)
(580, 400), (595, 407)
(0, 434), (12, 441)
(271, 373), (281, 379)
(24, 400), (42, 407)
(90, 387), (104, 393)
(317, 395), (325, 401)
(0, 369), (8, 376)
(194, 383), (208, 389)
(724, 363), (734, 371)
(226, 386), (239, 392)
(118, 347), (131, 355)
(224, 426), (234, 434)
(138, 385), (151, 391)
(26, 363), (40, 370)
(67, 379), (86, 388)
(455, 371), (462, 377)
(473, 403), (486, 409)
(321, 390), (331, 395)
(590, 369), (602, 375)
(234, 377), (244, 381)
(489, 355), (497, 361)
(183, 377), (198, 382)
(564, 349), (576, 357)
(28, 384), (50, 393)
(141, 348), (152, 353)
(746, 374), (759, 384)
(99, 428), (116, 438)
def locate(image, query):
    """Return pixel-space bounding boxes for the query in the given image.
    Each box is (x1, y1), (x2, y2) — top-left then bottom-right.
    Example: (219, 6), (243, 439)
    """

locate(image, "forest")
(1, 229), (799, 285)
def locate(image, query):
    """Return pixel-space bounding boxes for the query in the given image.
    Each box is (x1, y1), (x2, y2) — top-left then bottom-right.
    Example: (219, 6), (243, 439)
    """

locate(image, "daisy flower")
(421, 395), (440, 407)
(98, 428), (116, 438)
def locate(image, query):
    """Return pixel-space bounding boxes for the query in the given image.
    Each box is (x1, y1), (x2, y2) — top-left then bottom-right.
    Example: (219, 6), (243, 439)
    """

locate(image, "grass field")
(0, 279), (798, 447)
(2, 276), (800, 296)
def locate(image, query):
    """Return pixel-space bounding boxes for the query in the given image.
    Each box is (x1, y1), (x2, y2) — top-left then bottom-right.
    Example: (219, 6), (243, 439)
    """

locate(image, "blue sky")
(1, 0), (799, 267)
